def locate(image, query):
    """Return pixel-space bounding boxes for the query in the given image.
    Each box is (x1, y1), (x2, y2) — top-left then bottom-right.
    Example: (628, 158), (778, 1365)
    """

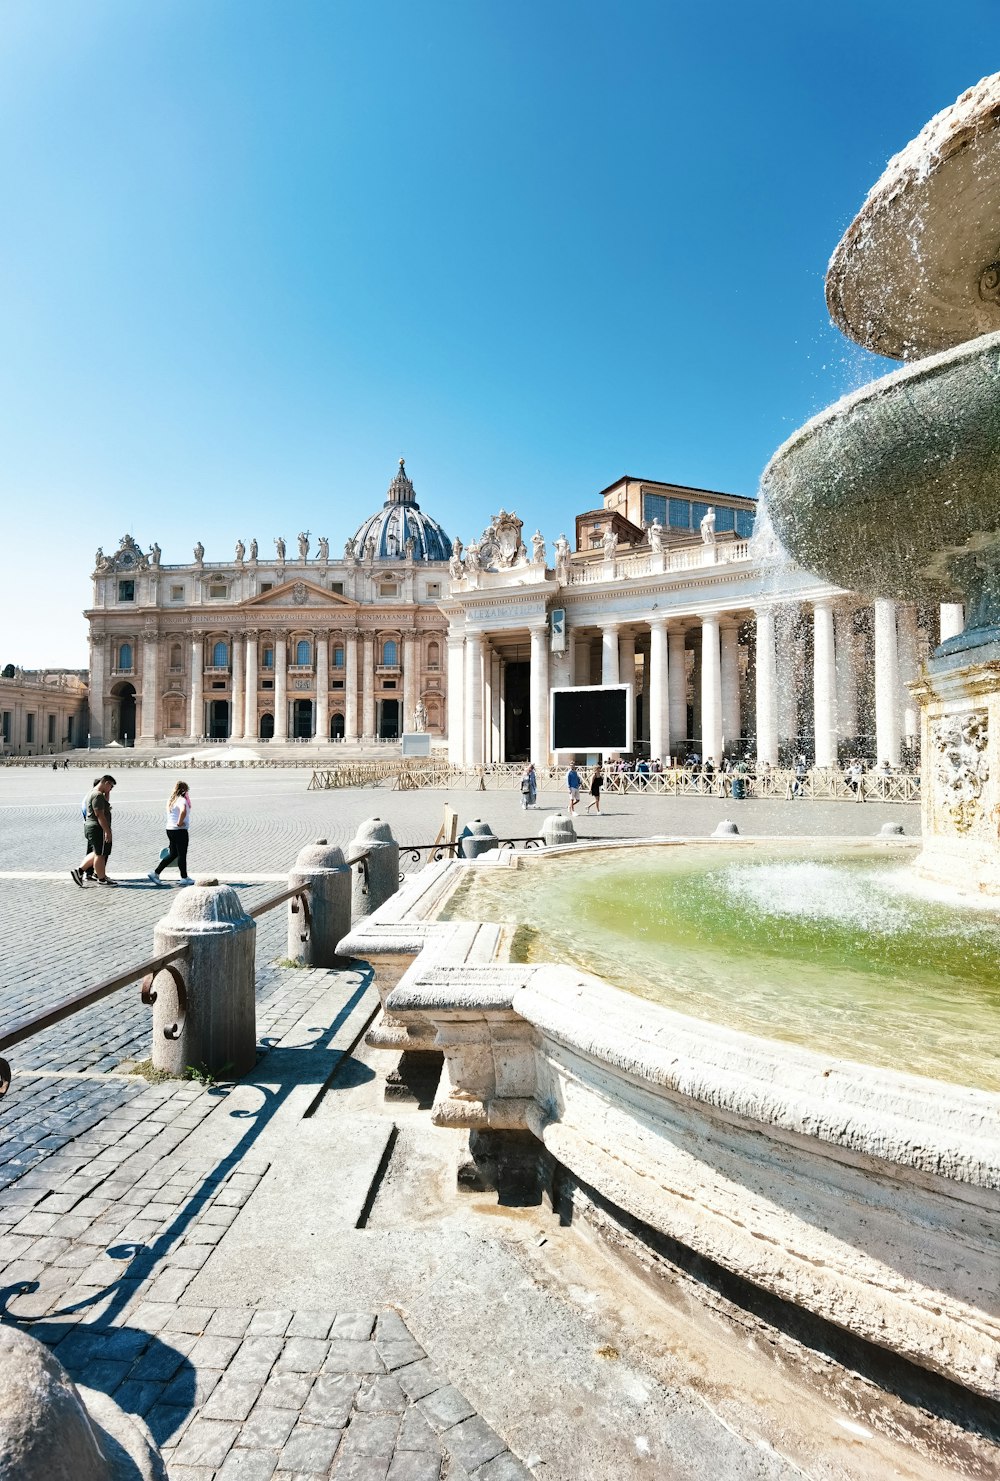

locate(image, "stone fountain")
(761, 73), (1000, 894)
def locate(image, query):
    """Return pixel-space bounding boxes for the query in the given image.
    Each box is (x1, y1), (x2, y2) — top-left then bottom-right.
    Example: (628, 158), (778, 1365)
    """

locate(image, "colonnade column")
(229, 631), (245, 741)
(243, 631), (258, 739)
(775, 607), (799, 747)
(873, 598), (900, 767)
(601, 623), (620, 685)
(447, 636), (465, 763)
(530, 624), (550, 765)
(89, 636), (107, 745)
(490, 651), (502, 762)
(344, 630), (359, 742)
(834, 609), (858, 743)
(140, 631), (158, 744)
(940, 603), (965, 643)
(314, 631), (329, 743)
(648, 618), (669, 764)
(403, 636), (418, 731)
(896, 604), (920, 745)
(574, 637), (591, 686)
(273, 634), (288, 741)
(619, 631), (636, 746)
(720, 623), (741, 757)
(465, 632), (484, 766)
(667, 630), (687, 756)
(754, 607), (778, 765)
(362, 634), (375, 740)
(812, 599), (837, 767)
(700, 614), (722, 764)
(189, 634), (204, 740)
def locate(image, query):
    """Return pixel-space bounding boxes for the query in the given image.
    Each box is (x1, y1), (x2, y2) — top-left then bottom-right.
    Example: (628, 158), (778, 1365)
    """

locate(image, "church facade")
(85, 462), (452, 748)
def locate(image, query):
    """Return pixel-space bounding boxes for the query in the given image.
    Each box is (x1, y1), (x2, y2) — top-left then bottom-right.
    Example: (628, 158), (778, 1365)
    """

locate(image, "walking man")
(72, 775), (117, 887)
(566, 764), (582, 813)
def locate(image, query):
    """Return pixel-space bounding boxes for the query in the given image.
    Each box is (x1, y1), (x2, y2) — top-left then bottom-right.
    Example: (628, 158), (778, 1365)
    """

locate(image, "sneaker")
(96, 877), (119, 888)
(70, 868), (84, 888)
(179, 877), (194, 886)
(147, 872), (163, 885)
(84, 870), (95, 881)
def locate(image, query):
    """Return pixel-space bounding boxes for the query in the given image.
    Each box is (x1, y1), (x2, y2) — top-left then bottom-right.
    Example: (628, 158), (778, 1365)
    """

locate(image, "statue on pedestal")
(194, 541), (205, 565)
(149, 542), (161, 567)
(648, 519), (664, 552)
(531, 530), (546, 564)
(275, 536), (286, 561)
(297, 531), (310, 560)
(602, 526), (617, 559)
(413, 700), (428, 732)
(235, 539), (245, 564)
(700, 507), (716, 545)
(554, 533), (571, 582)
(249, 538), (258, 561)
(317, 536), (329, 561)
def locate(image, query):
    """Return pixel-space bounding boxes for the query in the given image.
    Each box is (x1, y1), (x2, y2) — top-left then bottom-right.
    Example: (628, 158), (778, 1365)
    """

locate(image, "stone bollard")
(712, 819), (740, 836)
(152, 878), (256, 1079)
(540, 813), (577, 847)
(287, 838), (350, 967)
(459, 819), (498, 859)
(0, 1324), (167, 1480)
(349, 817), (400, 918)
(879, 821), (905, 836)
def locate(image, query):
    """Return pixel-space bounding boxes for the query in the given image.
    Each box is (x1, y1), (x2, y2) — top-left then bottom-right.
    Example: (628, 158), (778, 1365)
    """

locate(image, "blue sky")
(1, 1), (993, 664)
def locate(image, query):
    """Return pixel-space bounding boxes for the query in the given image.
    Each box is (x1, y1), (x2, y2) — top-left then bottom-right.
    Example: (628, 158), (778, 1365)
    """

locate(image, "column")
(490, 651), (502, 762)
(403, 635), (418, 731)
(720, 622), (741, 757)
(362, 634), (375, 740)
(314, 631), (329, 743)
(89, 635), (107, 745)
(775, 606), (799, 746)
(229, 631), (245, 740)
(465, 632), (484, 765)
(243, 631), (258, 739)
(574, 637), (591, 686)
(189, 634), (204, 739)
(648, 618), (669, 764)
(754, 607), (778, 765)
(345, 630), (360, 741)
(530, 623), (550, 764)
(601, 622), (620, 685)
(896, 603), (920, 745)
(874, 598), (900, 766)
(834, 609), (858, 743)
(812, 600), (837, 767)
(939, 602), (965, 643)
(447, 635), (465, 763)
(139, 632), (158, 744)
(273, 634), (288, 741)
(700, 614), (722, 764)
(668, 630), (687, 756)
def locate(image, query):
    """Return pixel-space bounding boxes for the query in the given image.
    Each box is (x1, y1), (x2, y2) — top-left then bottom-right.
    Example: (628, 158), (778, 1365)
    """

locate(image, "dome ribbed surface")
(348, 461), (452, 562)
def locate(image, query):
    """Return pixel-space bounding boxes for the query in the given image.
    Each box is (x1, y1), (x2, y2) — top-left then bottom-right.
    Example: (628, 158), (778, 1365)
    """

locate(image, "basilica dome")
(348, 460), (452, 562)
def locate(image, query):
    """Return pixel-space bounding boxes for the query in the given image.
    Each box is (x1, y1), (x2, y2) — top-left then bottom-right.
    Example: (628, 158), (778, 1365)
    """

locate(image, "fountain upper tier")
(827, 73), (1000, 360)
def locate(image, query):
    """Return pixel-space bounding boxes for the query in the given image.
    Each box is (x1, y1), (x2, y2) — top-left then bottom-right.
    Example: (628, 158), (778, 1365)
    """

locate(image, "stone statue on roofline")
(317, 535), (329, 561)
(235, 539), (245, 564)
(465, 538), (482, 572)
(700, 507), (716, 545)
(297, 531), (310, 560)
(602, 525), (617, 559)
(531, 530), (546, 564)
(554, 533), (571, 582)
(648, 519), (664, 552)
(275, 536), (286, 561)
(194, 541), (205, 565)
(149, 542), (161, 567)
(449, 545), (464, 580)
(249, 538), (258, 561)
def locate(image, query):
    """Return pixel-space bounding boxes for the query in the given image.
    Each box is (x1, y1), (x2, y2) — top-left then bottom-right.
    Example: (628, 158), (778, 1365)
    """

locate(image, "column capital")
(241, 627), (259, 641)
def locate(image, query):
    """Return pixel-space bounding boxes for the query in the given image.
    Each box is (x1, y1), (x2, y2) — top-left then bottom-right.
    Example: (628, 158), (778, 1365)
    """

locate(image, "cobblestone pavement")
(0, 768), (925, 1478)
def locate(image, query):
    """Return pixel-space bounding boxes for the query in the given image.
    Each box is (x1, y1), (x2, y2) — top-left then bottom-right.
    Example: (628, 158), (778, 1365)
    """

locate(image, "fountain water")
(761, 73), (1000, 894)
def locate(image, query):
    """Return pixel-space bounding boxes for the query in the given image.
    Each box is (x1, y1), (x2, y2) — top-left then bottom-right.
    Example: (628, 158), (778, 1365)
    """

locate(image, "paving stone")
(301, 1373), (360, 1428)
(167, 1305), (218, 1335)
(129, 1300), (176, 1332)
(355, 1375), (406, 1414)
(239, 1404), (297, 1449)
(386, 1453), (442, 1481)
(249, 1308), (294, 1336)
(375, 1339), (429, 1372)
(146, 1402), (194, 1446)
(228, 1334), (284, 1380)
(286, 1308), (335, 1339)
(440, 1417), (506, 1474)
(339, 1414), (400, 1458)
(330, 1311), (376, 1342)
(216, 1449), (280, 1481)
(172, 1417), (242, 1467)
(331, 1456), (391, 1481)
(471, 1452), (534, 1481)
(416, 1386), (476, 1434)
(275, 1336), (329, 1374)
(393, 1361), (444, 1403)
(188, 1332), (244, 1368)
(278, 1422), (343, 1473)
(323, 1340), (384, 1375)
(113, 1378), (167, 1416)
(202, 1378), (264, 1422)
(162, 1368), (222, 1407)
(207, 1307), (255, 1338)
(165, 1468), (215, 1481)
(395, 1407), (439, 1454)
(262, 1373), (316, 1410)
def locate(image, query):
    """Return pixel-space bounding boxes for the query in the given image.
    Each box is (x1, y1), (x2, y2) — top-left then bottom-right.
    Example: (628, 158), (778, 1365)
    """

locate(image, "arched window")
(169, 643), (183, 670)
(382, 639), (398, 667)
(427, 640), (440, 669)
(118, 643), (133, 672)
(295, 639), (311, 666)
(262, 645), (274, 670)
(333, 646), (344, 668)
(212, 640), (229, 667)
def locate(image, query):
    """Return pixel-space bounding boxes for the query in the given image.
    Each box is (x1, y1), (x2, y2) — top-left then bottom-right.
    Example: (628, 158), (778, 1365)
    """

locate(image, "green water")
(438, 843), (1000, 1090)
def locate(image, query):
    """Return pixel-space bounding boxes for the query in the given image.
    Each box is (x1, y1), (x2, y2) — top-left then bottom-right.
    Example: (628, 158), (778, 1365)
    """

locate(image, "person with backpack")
(148, 780), (194, 885)
(71, 775), (116, 887)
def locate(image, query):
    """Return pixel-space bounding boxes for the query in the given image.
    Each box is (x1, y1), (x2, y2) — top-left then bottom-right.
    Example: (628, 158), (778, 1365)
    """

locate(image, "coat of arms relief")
(930, 709), (990, 835)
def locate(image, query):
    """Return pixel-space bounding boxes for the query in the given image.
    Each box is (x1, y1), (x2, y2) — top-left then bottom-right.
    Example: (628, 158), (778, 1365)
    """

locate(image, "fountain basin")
(760, 328), (1000, 619)
(339, 843), (1000, 1403)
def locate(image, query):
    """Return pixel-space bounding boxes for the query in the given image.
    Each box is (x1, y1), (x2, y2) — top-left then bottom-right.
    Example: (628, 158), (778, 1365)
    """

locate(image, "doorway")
(503, 661), (530, 761)
(208, 700), (230, 739)
(292, 699), (313, 739)
(378, 699), (399, 739)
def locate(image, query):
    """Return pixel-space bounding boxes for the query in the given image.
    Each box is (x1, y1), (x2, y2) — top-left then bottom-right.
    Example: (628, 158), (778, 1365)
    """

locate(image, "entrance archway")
(503, 662), (530, 761)
(378, 699), (399, 739)
(292, 699), (313, 739)
(260, 713), (274, 740)
(331, 713), (345, 740)
(110, 682), (136, 747)
(208, 700), (230, 739)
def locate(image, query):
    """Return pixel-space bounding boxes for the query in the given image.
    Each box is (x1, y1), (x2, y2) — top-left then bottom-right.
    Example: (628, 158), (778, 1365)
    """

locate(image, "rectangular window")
(714, 506), (735, 532)
(1, 712), (10, 743)
(25, 714), (35, 743)
(260, 582), (273, 594)
(736, 509), (755, 538)
(379, 582), (398, 597)
(382, 680), (396, 689)
(262, 647), (274, 669)
(211, 681), (226, 690)
(262, 678), (274, 690)
(332, 679), (344, 689)
(47, 714), (56, 743)
(170, 585), (185, 602)
(67, 717), (74, 743)
(642, 493), (668, 528)
(333, 647), (344, 667)
(425, 582), (441, 598)
(691, 502), (711, 531)
(117, 579), (135, 602)
(668, 498), (690, 529)
(208, 584), (228, 600)
(329, 581), (344, 595)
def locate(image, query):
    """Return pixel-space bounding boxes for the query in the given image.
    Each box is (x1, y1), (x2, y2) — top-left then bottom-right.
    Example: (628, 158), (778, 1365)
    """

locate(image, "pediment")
(242, 579), (361, 611)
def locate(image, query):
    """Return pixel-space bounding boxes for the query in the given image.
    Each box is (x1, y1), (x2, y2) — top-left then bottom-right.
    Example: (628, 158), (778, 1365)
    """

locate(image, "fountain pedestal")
(912, 647), (1000, 895)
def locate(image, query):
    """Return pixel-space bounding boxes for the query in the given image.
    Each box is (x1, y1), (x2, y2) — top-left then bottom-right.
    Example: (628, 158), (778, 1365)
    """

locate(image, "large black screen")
(550, 685), (630, 752)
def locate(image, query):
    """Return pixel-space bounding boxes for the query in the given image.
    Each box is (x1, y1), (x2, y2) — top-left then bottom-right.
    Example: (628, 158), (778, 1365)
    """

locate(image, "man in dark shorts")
(72, 775), (117, 888)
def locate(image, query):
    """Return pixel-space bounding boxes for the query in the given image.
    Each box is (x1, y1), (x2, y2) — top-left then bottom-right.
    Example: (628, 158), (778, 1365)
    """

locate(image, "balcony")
(375, 663), (401, 676)
(288, 664), (313, 676)
(204, 665), (231, 675)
